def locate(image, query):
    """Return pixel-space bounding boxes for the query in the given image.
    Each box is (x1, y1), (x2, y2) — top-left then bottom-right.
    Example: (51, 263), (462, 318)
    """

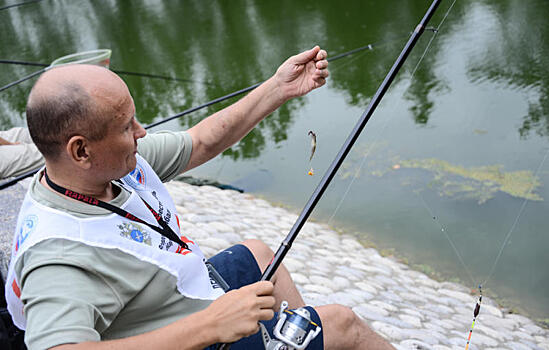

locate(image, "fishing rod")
(0, 31), (411, 95)
(217, 0), (442, 348)
(0, 60), (215, 92)
(0, 36), (408, 191)
(0, 0), (44, 11)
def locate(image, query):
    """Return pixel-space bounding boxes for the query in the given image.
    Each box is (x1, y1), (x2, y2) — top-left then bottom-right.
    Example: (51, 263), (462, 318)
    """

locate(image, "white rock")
(303, 284), (333, 294)
(291, 272), (309, 285)
(309, 275), (335, 289)
(283, 257), (305, 272)
(332, 276), (352, 289)
(482, 304), (503, 318)
(522, 324), (545, 336)
(437, 289), (475, 304)
(346, 289), (374, 302)
(198, 237), (230, 251)
(432, 346), (452, 350)
(505, 313), (535, 326)
(398, 314), (422, 328)
(513, 330), (535, 342)
(371, 321), (405, 340)
(400, 292), (427, 303)
(506, 342), (537, 350)
(353, 304), (389, 318)
(399, 339), (434, 350)
(354, 282), (378, 294)
(401, 308), (424, 320)
(370, 300), (398, 312)
(466, 333), (498, 347)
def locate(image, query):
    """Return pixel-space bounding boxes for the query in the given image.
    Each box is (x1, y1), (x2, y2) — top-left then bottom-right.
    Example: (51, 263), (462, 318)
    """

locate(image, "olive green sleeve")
(136, 130), (193, 182)
(16, 239), (211, 349)
(17, 240), (122, 349)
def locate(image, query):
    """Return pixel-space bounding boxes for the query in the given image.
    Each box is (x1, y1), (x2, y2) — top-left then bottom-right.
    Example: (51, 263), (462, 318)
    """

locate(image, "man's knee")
(241, 239), (274, 268)
(316, 304), (365, 348)
(327, 304), (359, 331)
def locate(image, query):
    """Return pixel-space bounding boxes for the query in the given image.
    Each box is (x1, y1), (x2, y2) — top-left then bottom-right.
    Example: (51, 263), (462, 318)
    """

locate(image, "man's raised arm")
(184, 46), (329, 172)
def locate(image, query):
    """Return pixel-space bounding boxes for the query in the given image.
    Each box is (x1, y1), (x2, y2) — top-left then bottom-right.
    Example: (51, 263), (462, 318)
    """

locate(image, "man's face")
(90, 89), (146, 180)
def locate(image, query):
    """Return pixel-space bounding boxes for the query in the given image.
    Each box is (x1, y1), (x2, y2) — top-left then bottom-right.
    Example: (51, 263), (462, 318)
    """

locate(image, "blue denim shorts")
(205, 244), (324, 350)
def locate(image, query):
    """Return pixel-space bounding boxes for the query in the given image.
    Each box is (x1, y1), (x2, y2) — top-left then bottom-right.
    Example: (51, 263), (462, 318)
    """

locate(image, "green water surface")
(1, 0), (548, 320)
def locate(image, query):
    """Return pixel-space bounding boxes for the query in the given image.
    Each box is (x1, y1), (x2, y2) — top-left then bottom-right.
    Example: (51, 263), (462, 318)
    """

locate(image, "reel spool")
(261, 301), (321, 350)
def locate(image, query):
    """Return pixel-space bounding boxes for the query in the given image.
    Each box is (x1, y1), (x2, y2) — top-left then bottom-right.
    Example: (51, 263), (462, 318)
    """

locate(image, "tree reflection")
(1, 0), (547, 158)
(465, 0), (549, 139)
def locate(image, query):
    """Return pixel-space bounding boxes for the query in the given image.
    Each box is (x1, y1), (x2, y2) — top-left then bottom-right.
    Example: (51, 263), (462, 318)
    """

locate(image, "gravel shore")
(1, 180), (548, 349)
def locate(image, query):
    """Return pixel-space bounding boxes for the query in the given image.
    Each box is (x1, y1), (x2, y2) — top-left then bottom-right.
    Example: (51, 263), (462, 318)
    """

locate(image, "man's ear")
(66, 135), (91, 169)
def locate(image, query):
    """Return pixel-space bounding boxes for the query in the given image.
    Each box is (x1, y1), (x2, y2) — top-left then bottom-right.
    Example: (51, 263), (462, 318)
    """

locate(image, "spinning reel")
(260, 301), (321, 350)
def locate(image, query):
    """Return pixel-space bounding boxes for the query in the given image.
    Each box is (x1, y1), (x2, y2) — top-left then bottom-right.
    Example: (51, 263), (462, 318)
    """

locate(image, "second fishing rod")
(217, 0), (442, 348)
(0, 36), (407, 191)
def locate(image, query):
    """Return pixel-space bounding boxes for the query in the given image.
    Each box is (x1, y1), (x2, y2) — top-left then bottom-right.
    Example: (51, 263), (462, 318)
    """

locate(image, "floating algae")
(337, 143), (542, 204)
(398, 158), (542, 204)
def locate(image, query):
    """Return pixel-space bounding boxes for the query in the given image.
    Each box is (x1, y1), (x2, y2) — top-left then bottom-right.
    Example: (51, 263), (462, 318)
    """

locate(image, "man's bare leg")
(316, 304), (395, 350)
(241, 239), (305, 309)
(241, 239), (394, 349)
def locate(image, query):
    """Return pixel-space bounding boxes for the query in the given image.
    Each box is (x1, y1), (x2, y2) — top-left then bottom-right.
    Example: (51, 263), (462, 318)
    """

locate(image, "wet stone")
(371, 321), (405, 340)
(507, 342), (538, 350)
(303, 284), (333, 294)
(370, 300), (398, 312)
(346, 289), (374, 302)
(158, 184), (548, 348)
(309, 275), (335, 289)
(354, 281), (378, 294)
(399, 314), (422, 328)
(196, 237), (229, 251)
(399, 339), (435, 350)
(290, 272), (309, 285)
(332, 276), (352, 289)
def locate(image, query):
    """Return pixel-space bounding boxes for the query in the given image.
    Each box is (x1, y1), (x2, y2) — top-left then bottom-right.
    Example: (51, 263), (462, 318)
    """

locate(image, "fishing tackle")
(259, 301), (322, 350)
(307, 131), (316, 176)
(465, 285), (482, 350)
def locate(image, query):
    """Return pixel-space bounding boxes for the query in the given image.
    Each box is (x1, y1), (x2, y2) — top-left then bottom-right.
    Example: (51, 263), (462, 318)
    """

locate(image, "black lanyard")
(43, 169), (188, 250)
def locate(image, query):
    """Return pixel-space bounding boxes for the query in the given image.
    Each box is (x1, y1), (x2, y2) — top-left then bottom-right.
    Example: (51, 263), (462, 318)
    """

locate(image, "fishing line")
(0, 59), (215, 91)
(0, 36), (448, 191)
(0, 0), (44, 11)
(0, 32), (412, 94)
(414, 190), (476, 286)
(327, 0), (455, 227)
(481, 146), (549, 287)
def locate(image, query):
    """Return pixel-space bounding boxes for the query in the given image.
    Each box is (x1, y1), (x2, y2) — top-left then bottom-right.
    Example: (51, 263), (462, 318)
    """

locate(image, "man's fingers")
(315, 49), (327, 61)
(313, 77), (326, 87)
(315, 68), (329, 79)
(259, 308), (275, 321)
(316, 59), (328, 70)
(251, 280), (274, 296)
(258, 295), (276, 309)
(292, 46), (321, 65)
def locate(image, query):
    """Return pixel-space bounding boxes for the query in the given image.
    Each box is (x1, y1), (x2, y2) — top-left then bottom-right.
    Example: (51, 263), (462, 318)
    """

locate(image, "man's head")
(26, 64), (146, 180)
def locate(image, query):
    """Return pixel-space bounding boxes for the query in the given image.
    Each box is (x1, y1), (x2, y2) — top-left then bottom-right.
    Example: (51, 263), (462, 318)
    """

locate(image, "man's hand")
(206, 281), (276, 343)
(274, 46), (329, 100)
(0, 136), (16, 146)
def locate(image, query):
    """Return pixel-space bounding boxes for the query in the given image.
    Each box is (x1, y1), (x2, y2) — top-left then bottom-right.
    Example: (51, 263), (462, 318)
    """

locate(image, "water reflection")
(464, 0), (549, 139)
(1, 0), (549, 319)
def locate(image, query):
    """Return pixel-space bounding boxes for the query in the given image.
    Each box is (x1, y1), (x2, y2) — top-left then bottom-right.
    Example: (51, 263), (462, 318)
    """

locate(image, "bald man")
(5, 47), (394, 350)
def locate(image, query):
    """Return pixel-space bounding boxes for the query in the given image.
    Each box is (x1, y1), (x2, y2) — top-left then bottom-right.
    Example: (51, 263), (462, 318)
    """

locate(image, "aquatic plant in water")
(398, 158), (542, 204)
(338, 144), (542, 204)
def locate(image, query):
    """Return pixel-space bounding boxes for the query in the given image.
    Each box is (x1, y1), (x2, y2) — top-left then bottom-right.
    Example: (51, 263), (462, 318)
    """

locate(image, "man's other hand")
(274, 46), (329, 100)
(206, 281), (276, 343)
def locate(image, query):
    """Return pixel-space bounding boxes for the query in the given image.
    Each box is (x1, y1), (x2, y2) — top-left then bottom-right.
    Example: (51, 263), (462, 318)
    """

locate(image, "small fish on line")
(308, 131), (317, 176)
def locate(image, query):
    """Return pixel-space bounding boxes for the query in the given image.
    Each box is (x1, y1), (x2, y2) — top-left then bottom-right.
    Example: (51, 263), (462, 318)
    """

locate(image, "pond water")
(1, 0), (548, 321)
